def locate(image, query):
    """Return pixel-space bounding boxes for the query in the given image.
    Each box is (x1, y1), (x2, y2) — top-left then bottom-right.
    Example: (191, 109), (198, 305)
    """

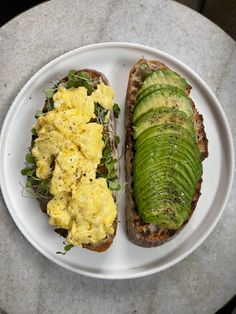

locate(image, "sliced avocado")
(133, 167), (200, 202)
(136, 84), (172, 106)
(134, 176), (195, 206)
(134, 137), (201, 169)
(139, 69), (188, 94)
(138, 193), (188, 214)
(135, 143), (200, 175)
(133, 166), (198, 203)
(131, 68), (200, 229)
(134, 124), (195, 149)
(134, 148), (201, 183)
(134, 135), (201, 168)
(133, 87), (193, 123)
(133, 156), (200, 190)
(134, 181), (192, 210)
(136, 186), (191, 213)
(135, 133), (200, 157)
(133, 134), (200, 164)
(133, 108), (195, 139)
(139, 199), (190, 229)
(133, 123), (202, 205)
(132, 151), (202, 228)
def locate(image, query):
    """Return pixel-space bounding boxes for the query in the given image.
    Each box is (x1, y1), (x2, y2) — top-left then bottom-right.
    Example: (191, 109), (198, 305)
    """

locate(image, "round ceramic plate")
(0, 43), (234, 279)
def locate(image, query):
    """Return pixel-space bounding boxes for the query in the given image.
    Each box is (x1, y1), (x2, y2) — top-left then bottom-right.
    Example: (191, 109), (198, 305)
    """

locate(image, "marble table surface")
(0, 0), (235, 313)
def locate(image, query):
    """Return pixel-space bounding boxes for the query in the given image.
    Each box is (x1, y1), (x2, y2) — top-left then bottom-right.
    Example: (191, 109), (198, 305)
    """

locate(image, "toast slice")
(31, 69), (118, 252)
(125, 59), (208, 247)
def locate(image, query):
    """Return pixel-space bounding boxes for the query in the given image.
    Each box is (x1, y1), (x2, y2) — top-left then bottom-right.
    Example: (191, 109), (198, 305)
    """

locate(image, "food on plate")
(21, 69), (120, 252)
(125, 59), (208, 247)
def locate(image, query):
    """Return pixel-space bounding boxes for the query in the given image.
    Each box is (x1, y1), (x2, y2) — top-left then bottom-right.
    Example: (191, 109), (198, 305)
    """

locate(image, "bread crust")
(33, 69), (118, 252)
(125, 59), (208, 247)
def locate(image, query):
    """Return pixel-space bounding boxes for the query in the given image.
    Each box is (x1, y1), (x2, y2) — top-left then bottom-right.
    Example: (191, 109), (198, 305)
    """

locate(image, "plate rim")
(0, 42), (234, 279)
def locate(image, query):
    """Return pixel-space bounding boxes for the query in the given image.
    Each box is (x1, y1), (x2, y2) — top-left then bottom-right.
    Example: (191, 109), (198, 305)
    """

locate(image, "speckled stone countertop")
(0, 1), (235, 313)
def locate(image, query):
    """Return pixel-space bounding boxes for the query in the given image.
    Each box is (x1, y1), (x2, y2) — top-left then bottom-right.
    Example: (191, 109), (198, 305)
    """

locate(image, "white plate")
(0, 43), (234, 279)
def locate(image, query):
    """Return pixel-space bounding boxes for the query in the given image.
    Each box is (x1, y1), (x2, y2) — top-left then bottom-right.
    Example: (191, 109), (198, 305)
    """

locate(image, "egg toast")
(125, 59), (208, 247)
(21, 69), (120, 252)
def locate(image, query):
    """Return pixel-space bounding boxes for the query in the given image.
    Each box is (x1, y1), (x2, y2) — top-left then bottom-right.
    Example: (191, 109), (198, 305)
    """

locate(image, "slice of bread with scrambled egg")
(21, 69), (120, 253)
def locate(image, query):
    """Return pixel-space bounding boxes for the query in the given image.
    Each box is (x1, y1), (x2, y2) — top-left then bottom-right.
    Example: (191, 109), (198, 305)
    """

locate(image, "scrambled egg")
(32, 84), (117, 246)
(92, 82), (115, 110)
(48, 177), (116, 246)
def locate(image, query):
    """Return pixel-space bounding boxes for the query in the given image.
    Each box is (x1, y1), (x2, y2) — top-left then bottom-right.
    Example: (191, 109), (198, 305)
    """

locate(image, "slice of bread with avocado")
(125, 59), (208, 247)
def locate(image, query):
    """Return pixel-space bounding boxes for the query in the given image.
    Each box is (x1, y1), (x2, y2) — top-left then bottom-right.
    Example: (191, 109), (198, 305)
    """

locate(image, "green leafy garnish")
(77, 71), (90, 80)
(21, 168), (34, 176)
(113, 103), (120, 119)
(108, 179), (121, 191)
(31, 127), (37, 136)
(105, 159), (117, 173)
(43, 82), (59, 113)
(35, 111), (44, 119)
(56, 244), (73, 255)
(44, 88), (55, 99)
(44, 98), (54, 112)
(66, 70), (94, 94)
(94, 104), (108, 124)
(35, 88), (55, 119)
(115, 135), (120, 146)
(25, 152), (35, 164)
(21, 150), (51, 198)
(96, 134), (120, 191)
(107, 169), (117, 180)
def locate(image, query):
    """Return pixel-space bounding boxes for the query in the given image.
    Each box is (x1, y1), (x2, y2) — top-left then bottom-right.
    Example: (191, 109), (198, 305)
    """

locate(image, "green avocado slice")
(133, 108), (195, 139)
(133, 157), (200, 191)
(134, 177), (195, 207)
(134, 133), (200, 159)
(134, 139), (200, 171)
(135, 185), (191, 212)
(136, 84), (174, 106)
(139, 199), (191, 229)
(139, 69), (188, 95)
(133, 86), (193, 123)
(134, 124), (195, 149)
(133, 152), (201, 186)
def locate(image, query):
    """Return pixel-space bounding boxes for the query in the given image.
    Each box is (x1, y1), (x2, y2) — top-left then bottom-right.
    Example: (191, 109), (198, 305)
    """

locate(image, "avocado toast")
(125, 59), (208, 247)
(21, 69), (120, 252)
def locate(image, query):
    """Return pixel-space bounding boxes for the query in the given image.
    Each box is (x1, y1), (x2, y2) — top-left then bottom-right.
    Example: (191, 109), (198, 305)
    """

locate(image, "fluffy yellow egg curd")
(31, 84), (117, 246)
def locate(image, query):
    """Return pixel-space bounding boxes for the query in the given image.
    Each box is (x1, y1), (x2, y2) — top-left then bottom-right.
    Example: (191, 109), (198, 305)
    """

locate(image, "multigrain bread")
(32, 69), (118, 252)
(125, 59), (208, 247)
